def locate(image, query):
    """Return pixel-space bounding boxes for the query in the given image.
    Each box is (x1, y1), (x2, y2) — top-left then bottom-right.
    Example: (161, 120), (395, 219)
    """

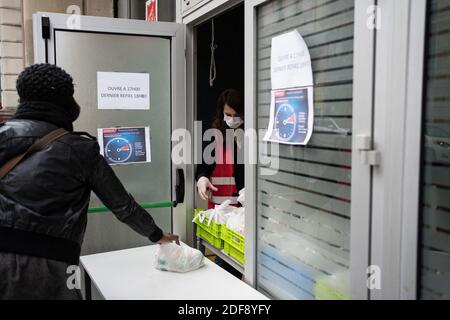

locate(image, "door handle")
(175, 168), (185, 207)
(88, 169), (185, 213)
(88, 201), (176, 213)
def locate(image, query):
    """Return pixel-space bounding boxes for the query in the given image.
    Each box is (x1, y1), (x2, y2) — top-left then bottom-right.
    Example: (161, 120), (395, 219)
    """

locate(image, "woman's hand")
(157, 233), (180, 245)
(197, 177), (218, 201)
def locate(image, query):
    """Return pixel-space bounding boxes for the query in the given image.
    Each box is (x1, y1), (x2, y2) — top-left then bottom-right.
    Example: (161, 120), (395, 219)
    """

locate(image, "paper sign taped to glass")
(97, 72), (150, 110)
(97, 127), (151, 165)
(264, 30), (314, 145)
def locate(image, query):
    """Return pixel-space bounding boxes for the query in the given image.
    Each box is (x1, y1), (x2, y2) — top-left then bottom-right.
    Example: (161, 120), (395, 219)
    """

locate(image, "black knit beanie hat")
(16, 63), (80, 121)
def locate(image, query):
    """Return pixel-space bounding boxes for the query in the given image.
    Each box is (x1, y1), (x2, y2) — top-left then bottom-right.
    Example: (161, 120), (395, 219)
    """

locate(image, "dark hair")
(212, 89), (244, 133)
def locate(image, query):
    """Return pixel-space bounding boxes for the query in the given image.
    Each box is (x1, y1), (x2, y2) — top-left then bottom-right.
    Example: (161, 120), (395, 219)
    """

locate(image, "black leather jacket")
(0, 119), (163, 264)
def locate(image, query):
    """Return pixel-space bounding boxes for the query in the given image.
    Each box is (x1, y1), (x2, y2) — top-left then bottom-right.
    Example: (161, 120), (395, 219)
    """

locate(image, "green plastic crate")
(224, 242), (245, 265)
(196, 224), (224, 249)
(314, 279), (350, 300)
(221, 225), (245, 252)
(193, 209), (223, 238)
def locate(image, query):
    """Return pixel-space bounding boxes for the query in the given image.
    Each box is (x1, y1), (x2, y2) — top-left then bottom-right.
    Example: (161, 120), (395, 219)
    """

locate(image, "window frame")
(244, 0), (376, 299)
(399, 0), (427, 300)
(369, 0), (427, 300)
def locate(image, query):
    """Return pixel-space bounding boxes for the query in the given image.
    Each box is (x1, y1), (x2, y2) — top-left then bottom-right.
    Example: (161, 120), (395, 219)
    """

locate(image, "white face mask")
(224, 114), (244, 129)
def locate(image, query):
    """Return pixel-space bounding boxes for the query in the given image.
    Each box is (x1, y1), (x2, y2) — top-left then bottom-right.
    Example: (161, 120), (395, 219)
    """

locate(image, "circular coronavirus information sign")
(97, 127), (151, 165)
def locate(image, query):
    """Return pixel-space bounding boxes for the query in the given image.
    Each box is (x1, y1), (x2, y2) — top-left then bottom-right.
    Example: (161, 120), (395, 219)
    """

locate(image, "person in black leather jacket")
(0, 64), (179, 300)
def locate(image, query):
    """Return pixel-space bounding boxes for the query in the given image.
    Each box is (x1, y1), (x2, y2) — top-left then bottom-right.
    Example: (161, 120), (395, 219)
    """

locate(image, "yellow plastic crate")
(314, 279), (350, 300)
(221, 225), (245, 252)
(224, 242), (244, 265)
(196, 224), (224, 249)
(193, 209), (223, 238)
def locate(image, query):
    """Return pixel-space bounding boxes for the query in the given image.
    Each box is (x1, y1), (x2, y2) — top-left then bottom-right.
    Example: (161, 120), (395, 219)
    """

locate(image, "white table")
(80, 245), (268, 300)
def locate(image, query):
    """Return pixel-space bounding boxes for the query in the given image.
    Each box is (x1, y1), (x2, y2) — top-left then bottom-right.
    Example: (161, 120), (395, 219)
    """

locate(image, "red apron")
(208, 141), (239, 209)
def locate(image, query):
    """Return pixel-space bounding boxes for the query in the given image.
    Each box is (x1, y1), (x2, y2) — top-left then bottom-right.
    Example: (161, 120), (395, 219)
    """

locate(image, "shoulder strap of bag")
(0, 128), (69, 179)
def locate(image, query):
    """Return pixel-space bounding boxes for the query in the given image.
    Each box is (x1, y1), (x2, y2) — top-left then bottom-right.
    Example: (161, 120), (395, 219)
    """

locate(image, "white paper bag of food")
(154, 242), (205, 273)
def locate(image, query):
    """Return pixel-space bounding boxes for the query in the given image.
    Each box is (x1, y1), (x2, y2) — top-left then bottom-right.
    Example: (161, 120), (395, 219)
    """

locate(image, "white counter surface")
(80, 245), (268, 300)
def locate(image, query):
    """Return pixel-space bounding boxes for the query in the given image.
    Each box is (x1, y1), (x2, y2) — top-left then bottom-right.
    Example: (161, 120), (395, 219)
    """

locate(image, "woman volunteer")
(196, 89), (244, 277)
(196, 89), (244, 209)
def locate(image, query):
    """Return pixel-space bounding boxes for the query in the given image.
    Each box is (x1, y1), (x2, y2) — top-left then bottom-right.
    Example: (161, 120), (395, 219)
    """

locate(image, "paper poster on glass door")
(97, 72), (150, 110)
(98, 127), (151, 165)
(263, 87), (314, 145)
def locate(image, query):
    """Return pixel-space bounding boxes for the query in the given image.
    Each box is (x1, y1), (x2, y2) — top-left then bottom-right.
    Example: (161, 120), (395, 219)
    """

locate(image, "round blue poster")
(275, 103), (297, 142)
(99, 127), (150, 165)
(105, 137), (133, 163)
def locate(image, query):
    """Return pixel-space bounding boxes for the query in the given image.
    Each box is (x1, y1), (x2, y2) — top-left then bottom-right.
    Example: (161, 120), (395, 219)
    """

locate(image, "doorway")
(192, 3), (245, 276)
(194, 3), (244, 209)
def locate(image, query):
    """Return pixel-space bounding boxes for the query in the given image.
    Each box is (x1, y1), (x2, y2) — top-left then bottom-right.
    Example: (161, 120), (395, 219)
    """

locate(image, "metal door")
(33, 13), (188, 255)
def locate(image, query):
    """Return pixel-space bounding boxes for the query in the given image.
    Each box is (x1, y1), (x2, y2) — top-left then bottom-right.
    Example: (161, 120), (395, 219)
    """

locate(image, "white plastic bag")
(192, 200), (236, 226)
(213, 200), (236, 221)
(237, 188), (245, 206)
(226, 207), (245, 235)
(154, 242), (205, 273)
